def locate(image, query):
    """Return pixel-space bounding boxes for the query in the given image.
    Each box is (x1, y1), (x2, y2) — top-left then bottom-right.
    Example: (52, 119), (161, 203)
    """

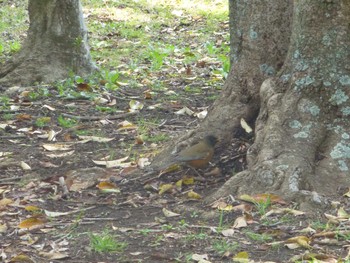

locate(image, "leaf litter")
(0, 0), (349, 262)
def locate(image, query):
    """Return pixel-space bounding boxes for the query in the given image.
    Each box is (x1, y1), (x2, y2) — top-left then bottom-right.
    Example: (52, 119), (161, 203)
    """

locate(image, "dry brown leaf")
(18, 216), (46, 229)
(97, 181), (120, 193)
(16, 113), (32, 121)
(232, 216), (247, 229)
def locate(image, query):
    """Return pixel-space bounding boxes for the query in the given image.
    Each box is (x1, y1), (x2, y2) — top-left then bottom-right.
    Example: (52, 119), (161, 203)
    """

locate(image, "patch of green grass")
(28, 88), (51, 101)
(211, 239), (238, 255)
(89, 230), (127, 253)
(143, 44), (175, 70)
(184, 85), (202, 94)
(139, 228), (152, 236)
(143, 133), (169, 143)
(2, 113), (14, 120)
(95, 105), (116, 113)
(150, 234), (164, 247)
(9, 41), (21, 53)
(161, 224), (175, 231)
(177, 219), (189, 230)
(57, 115), (78, 128)
(0, 96), (11, 110)
(244, 230), (273, 243)
(100, 70), (120, 90)
(254, 196), (271, 216)
(0, 2), (28, 58)
(185, 231), (209, 241)
(35, 117), (51, 128)
(310, 220), (330, 231)
(175, 252), (193, 263)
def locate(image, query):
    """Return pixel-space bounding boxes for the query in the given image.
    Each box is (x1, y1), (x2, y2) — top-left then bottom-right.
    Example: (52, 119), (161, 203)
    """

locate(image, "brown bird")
(173, 135), (218, 169)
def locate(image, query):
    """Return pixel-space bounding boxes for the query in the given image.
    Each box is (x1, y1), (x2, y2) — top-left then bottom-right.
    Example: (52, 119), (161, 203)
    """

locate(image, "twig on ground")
(61, 111), (137, 121)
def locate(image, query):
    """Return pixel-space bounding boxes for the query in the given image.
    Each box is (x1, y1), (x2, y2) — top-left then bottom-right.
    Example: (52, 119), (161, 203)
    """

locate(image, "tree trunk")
(0, 0), (96, 86)
(150, 0), (293, 169)
(207, 0), (350, 209)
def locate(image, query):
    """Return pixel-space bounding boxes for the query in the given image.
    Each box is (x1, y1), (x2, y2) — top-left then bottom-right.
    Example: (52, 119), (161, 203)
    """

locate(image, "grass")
(254, 196), (271, 216)
(244, 230), (273, 243)
(212, 239), (238, 255)
(89, 230), (128, 253)
(57, 115), (78, 128)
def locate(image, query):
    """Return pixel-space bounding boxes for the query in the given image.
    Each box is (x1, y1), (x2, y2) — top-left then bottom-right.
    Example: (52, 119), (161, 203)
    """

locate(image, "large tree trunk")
(151, 0), (293, 169)
(207, 0), (350, 209)
(0, 0), (96, 86)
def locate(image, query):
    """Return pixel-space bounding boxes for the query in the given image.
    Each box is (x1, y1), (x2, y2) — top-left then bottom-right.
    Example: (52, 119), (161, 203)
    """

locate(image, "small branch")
(61, 111), (137, 121)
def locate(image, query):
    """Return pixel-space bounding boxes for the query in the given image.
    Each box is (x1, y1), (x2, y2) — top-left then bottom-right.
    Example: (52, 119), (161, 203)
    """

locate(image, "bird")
(172, 135), (218, 169)
(140, 135), (218, 184)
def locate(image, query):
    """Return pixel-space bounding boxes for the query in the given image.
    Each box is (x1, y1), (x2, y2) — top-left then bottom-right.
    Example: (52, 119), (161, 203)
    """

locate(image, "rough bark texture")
(151, 0), (293, 169)
(0, 0), (96, 86)
(208, 0), (350, 210)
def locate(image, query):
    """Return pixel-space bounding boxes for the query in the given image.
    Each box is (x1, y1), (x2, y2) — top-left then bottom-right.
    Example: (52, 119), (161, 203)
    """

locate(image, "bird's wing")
(175, 151), (210, 162)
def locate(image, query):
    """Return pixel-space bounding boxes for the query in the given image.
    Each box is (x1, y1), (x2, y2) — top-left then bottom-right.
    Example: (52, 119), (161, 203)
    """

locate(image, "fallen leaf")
(9, 254), (34, 263)
(20, 161), (31, 170)
(0, 198), (13, 206)
(0, 223), (8, 233)
(187, 190), (202, 200)
(45, 150), (75, 158)
(162, 208), (180, 218)
(38, 251), (69, 260)
(175, 106), (194, 116)
(78, 135), (114, 142)
(97, 181), (120, 193)
(42, 104), (56, 111)
(196, 109), (208, 119)
(137, 157), (150, 168)
(16, 113), (32, 121)
(117, 120), (138, 131)
(182, 176), (195, 185)
(129, 100), (144, 112)
(159, 184), (174, 195)
(240, 118), (252, 133)
(221, 228), (235, 237)
(233, 216), (247, 229)
(18, 217), (46, 229)
(192, 253), (210, 262)
(233, 251), (249, 263)
(42, 143), (72, 151)
(25, 206), (42, 212)
(44, 210), (71, 217)
(285, 236), (311, 249)
(93, 156), (132, 168)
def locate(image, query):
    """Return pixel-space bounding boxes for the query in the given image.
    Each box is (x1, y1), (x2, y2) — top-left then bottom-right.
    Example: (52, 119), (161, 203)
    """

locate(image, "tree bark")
(150, 0), (292, 169)
(207, 0), (350, 209)
(0, 0), (96, 86)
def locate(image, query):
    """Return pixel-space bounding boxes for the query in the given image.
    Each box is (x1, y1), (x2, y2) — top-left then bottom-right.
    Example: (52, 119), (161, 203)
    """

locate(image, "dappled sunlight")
(145, 0), (227, 16)
(83, 7), (152, 23)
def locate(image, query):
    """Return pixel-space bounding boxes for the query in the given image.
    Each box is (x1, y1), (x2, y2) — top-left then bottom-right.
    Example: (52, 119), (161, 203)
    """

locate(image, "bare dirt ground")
(1, 84), (350, 263)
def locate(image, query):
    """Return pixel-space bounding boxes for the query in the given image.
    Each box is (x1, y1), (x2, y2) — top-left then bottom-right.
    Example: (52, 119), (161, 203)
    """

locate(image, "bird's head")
(204, 135), (219, 147)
